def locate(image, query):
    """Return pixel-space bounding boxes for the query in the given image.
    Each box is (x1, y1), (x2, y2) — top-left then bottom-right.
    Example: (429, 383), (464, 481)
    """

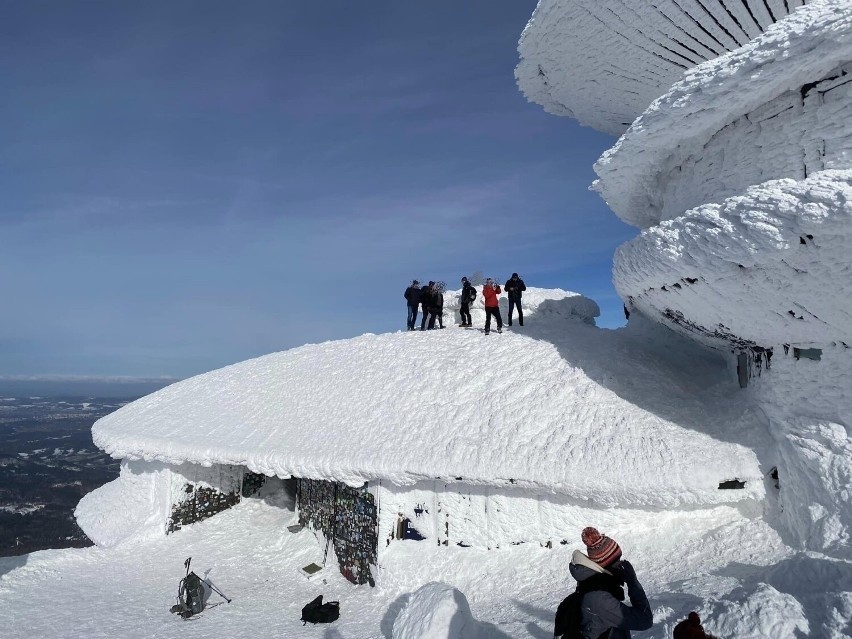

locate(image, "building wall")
(656, 62), (851, 221)
(296, 478), (378, 586)
(167, 464), (265, 533)
(373, 479), (753, 552)
(76, 460), (268, 546)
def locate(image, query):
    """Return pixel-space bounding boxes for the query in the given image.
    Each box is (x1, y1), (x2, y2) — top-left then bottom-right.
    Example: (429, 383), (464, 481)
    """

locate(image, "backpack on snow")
(170, 571), (205, 618)
(554, 592), (610, 639)
(301, 595), (340, 625)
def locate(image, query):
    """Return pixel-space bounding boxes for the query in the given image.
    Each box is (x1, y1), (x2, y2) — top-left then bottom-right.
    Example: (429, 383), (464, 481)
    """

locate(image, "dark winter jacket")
(404, 286), (421, 307)
(420, 287), (433, 309)
(461, 283), (476, 306)
(431, 292), (444, 311)
(504, 276), (526, 301)
(673, 613), (714, 639)
(482, 283), (501, 308)
(569, 560), (653, 639)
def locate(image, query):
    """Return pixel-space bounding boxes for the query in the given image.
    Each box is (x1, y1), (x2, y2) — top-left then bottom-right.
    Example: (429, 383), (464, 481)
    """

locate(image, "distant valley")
(0, 397), (127, 556)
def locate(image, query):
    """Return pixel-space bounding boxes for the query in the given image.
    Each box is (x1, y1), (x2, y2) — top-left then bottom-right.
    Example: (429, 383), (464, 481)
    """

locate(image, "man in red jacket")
(482, 278), (503, 334)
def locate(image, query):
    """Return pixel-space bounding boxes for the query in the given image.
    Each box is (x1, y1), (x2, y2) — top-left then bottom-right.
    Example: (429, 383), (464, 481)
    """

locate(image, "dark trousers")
(459, 302), (471, 326)
(421, 304), (429, 330)
(485, 306), (502, 332)
(407, 304), (419, 330)
(508, 299), (523, 326)
(428, 308), (443, 329)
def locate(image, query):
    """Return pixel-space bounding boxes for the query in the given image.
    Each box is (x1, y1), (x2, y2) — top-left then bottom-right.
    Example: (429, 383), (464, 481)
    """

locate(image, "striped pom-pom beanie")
(581, 527), (622, 568)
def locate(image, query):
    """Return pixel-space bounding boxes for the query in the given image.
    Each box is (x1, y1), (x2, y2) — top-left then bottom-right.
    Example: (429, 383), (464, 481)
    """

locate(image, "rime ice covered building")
(76, 290), (767, 585)
(518, 0), (852, 558)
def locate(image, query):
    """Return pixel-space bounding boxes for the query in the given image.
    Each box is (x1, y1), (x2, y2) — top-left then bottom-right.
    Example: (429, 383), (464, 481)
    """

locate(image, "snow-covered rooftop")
(92, 288), (764, 509)
(515, 0), (812, 136)
(593, 1), (852, 228)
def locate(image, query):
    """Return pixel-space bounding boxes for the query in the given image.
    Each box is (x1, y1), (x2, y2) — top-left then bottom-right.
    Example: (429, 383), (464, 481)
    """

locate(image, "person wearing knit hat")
(582, 526), (622, 569)
(564, 527), (653, 638)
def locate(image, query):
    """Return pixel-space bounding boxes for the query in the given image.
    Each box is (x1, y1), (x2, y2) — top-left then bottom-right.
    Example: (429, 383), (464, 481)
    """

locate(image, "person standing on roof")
(420, 281), (434, 331)
(504, 273), (527, 327)
(568, 527), (653, 639)
(404, 280), (422, 331)
(428, 282), (445, 329)
(459, 277), (475, 327)
(482, 277), (503, 335)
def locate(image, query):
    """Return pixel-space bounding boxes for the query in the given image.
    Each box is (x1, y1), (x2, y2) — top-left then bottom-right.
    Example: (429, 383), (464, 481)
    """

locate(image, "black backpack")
(301, 595), (340, 625)
(554, 591), (610, 639)
(171, 571), (205, 619)
(554, 592), (584, 639)
(467, 287), (477, 303)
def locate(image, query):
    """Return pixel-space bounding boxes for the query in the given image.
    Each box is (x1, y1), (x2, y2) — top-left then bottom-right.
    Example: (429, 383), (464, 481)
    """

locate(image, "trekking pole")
(200, 577), (232, 603)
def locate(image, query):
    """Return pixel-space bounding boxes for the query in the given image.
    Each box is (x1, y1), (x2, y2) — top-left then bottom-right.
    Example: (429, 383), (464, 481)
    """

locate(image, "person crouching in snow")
(482, 278), (503, 334)
(673, 612), (719, 639)
(569, 527), (653, 639)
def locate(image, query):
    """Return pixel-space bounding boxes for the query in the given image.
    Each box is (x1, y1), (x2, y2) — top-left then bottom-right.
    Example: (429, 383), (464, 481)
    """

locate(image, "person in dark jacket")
(504, 273), (526, 327)
(404, 280), (422, 331)
(568, 527), (653, 639)
(673, 612), (719, 639)
(420, 282), (434, 331)
(428, 282), (445, 329)
(459, 276), (475, 327)
(482, 278), (502, 335)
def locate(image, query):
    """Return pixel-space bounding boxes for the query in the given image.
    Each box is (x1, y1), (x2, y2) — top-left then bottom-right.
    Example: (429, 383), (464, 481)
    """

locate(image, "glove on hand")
(617, 559), (637, 583)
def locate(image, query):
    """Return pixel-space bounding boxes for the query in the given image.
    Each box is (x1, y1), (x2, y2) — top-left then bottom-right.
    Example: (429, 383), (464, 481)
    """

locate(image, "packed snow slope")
(91, 288), (765, 509)
(4, 475), (852, 638)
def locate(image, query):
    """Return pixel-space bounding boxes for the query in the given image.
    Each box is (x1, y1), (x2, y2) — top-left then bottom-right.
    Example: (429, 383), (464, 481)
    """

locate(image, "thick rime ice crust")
(748, 349), (852, 558)
(614, 170), (852, 346)
(594, 1), (852, 228)
(91, 288), (762, 509)
(74, 460), (173, 547)
(515, 0), (815, 136)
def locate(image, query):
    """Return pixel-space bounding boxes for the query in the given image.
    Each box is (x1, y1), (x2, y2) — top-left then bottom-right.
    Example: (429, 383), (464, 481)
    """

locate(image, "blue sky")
(0, 1), (635, 382)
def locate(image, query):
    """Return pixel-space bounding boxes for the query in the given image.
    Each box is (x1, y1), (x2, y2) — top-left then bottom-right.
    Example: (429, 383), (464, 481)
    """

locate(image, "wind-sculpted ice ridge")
(515, 0), (816, 136)
(614, 170), (852, 347)
(593, 1), (852, 228)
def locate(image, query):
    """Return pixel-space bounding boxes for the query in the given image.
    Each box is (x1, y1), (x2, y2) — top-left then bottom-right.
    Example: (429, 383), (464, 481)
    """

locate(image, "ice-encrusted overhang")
(515, 0), (812, 136)
(593, 1), (852, 228)
(91, 289), (762, 510)
(615, 170), (852, 347)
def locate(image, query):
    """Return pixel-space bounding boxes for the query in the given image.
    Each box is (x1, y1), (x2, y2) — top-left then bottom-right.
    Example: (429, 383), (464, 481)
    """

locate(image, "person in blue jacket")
(568, 527), (653, 639)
